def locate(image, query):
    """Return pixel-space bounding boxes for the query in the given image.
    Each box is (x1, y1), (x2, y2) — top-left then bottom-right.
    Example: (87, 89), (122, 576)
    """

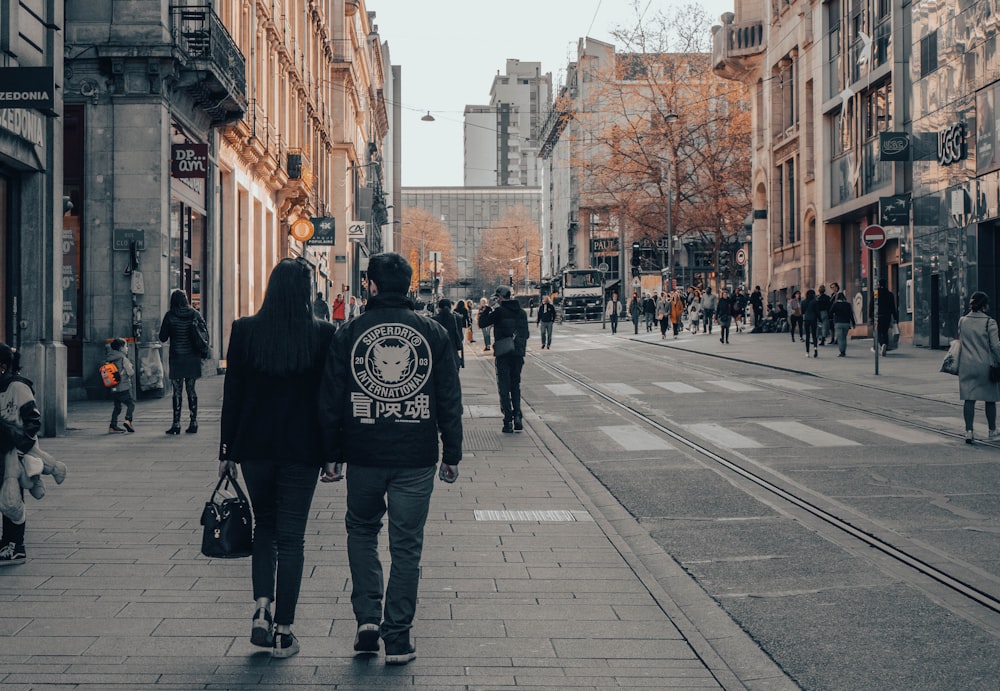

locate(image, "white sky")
(370, 0), (735, 187)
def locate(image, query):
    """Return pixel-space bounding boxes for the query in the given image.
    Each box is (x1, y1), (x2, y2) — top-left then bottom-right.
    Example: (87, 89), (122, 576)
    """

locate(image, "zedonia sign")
(0, 67), (54, 110)
(171, 143), (209, 178)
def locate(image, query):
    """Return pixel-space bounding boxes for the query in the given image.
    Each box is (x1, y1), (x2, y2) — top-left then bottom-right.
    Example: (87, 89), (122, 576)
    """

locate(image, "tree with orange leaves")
(399, 207), (455, 295)
(475, 206), (541, 293)
(572, 4), (752, 286)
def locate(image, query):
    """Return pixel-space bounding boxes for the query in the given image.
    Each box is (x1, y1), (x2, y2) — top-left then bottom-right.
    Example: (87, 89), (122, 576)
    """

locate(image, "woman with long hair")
(957, 291), (1000, 443)
(158, 290), (208, 434)
(218, 258), (337, 658)
(787, 290), (804, 342)
(801, 289), (819, 357)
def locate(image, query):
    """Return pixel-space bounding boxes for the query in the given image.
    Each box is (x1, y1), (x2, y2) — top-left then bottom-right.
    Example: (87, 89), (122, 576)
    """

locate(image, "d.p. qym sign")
(171, 143), (209, 178)
(938, 123), (966, 166)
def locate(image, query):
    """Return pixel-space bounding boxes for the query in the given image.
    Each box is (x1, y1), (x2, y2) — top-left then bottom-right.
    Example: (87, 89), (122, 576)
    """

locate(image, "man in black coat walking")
(869, 278), (899, 355)
(478, 285), (529, 433)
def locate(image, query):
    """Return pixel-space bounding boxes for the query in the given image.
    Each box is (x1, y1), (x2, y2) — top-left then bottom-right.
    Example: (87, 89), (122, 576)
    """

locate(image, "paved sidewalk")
(0, 347), (792, 689)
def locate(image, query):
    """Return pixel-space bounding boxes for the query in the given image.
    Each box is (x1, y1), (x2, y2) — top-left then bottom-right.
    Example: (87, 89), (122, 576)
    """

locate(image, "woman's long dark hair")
(245, 259), (319, 375)
(970, 291), (990, 313)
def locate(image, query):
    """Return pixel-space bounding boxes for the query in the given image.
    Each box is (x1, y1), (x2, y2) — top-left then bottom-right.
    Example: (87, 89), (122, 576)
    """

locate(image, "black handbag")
(492, 335), (516, 357)
(200, 474), (253, 558)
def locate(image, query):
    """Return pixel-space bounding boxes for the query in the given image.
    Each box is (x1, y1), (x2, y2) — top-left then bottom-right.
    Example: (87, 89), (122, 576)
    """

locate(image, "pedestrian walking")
(830, 292), (857, 356)
(0, 344), (39, 566)
(313, 292), (330, 321)
(687, 290), (702, 334)
(827, 282), (841, 343)
(802, 289), (819, 357)
(105, 338), (136, 433)
(347, 295), (361, 320)
(318, 252), (462, 664)
(870, 279), (899, 356)
(732, 287), (748, 333)
(957, 291), (1000, 443)
(629, 293), (642, 334)
(816, 284), (832, 345)
(656, 293), (670, 339)
(537, 295), (556, 349)
(642, 293), (657, 332)
(454, 300), (473, 344)
(750, 286), (765, 331)
(670, 292), (685, 338)
(717, 289), (734, 344)
(218, 258), (337, 658)
(478, 297), (494, 352)
(701, 287), (717, 334)
(479, 285), (530, 432)
(606, 292), (621, 334)
(332, 293), (346, 326)
(788, 290), (804, 342)
(432, 299), (464, 371)
(158, 289), (207, 435)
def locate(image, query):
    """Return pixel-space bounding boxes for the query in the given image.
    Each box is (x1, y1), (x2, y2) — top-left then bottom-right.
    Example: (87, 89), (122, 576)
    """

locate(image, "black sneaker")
(513, 416), (523, 431)
(109, 424), (125, 434)
(353, 623), (380, 656)
(272, 631), (300, 658)
(501, 422), (514, 434)
(384, 636), (416, 665)
(250, 607), (273, 648)
(0, 542), (26, 566)
(123, 421), (135, 433)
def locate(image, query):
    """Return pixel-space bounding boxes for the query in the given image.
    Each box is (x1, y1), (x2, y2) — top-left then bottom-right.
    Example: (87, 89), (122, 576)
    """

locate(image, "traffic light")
(718, 250), (731, 279)
(631, 242), (641, 267)
(508, 269), (514, 286)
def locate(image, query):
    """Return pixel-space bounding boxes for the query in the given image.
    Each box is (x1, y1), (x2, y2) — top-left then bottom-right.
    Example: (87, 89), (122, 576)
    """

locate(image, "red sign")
(862, 224), (886, 250)
(171, 143), (209, 178)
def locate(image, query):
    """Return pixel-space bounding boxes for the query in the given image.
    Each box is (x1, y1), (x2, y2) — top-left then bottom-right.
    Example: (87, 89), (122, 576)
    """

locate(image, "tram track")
(528, 350), (1000, 621)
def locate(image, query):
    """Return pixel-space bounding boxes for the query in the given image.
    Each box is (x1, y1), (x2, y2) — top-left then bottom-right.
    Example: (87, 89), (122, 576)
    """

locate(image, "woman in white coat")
(958, 291), (1000, 443)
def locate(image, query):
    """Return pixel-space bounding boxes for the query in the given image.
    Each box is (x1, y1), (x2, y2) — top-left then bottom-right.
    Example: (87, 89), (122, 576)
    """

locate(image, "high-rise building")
(464, 60), (552, 187)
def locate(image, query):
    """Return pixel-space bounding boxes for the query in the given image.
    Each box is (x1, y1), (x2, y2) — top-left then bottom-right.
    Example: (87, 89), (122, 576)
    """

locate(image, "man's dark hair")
(111, 338), (126, 351)
(437, 298), (452, 309)
(368, 253), (412, 294)
(495, 285), (512, 299)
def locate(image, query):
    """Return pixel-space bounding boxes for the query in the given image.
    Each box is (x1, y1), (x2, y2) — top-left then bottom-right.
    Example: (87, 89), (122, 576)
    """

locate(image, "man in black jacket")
(478, 285), (530, 432)
(869, 278), (899, 356)
(319, 253), (462, 665)
(536, 294), (557, 349)
(432, 299), (464, 370)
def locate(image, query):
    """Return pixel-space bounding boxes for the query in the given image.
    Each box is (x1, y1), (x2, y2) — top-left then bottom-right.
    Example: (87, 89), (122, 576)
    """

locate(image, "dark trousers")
(789, 315), (803, 339)
(876, 319), (891, 347)
(609, 314), (618, 333)
(241, 461), (319, 626)
(632, 315), (640, 334)
(1, 487), (25, 545)
(495, 355), (524, 423)
(804, 320), (819, 351)
(346, 464), (435, 644)
(110, 390), (135, 425)
(702, 308), (715, 333)
(659, 318), (669, 336)
(170, 378), (198, 423)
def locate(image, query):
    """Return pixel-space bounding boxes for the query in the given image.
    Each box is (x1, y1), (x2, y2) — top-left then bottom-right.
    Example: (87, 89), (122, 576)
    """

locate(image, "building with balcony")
(63, 0), (397, 400)
(712, 0), (908, 339)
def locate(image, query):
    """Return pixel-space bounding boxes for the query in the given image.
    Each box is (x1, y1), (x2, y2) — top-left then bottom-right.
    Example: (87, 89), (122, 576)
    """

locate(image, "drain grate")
(474, 509), (593, 522)
(464, 427), (503, 451)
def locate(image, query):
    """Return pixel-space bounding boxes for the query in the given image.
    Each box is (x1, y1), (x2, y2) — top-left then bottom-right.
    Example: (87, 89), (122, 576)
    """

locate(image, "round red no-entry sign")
(862, 224), (887, 250)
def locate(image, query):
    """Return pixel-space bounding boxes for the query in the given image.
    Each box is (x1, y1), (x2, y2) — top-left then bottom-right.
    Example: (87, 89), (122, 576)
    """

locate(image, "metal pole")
(872, 252), (879, 376)
(667, 163), (673, 292)
(601, 270), (607, 329)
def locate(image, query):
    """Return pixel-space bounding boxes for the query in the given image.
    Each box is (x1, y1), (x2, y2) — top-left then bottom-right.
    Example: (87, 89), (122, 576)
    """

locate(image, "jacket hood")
(497, 299), (523, 314)
(170, 305), (198, 320)
(106, 349), (126, 364)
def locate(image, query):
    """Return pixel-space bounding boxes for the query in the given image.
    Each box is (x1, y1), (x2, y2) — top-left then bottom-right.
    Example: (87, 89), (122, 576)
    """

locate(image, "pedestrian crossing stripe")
(843, 419), (943, 444)
(760, 378), (821, 390)
(686, 423), (763, 448)
(757, 421), (860, 447)
(546, 383), (586, 396)
(705, 380), (764, 392)
(599, 425), (674, 451)
(604, 383), (644, 396)
(654, 382), (704, 394)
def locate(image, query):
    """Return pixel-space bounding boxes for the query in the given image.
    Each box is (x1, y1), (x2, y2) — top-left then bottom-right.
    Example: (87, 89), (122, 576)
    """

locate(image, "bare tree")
(476, 206), (542, 291)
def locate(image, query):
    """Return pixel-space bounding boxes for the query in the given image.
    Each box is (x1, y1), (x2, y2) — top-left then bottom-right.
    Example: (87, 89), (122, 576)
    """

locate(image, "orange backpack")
(99, 362), (120, 388)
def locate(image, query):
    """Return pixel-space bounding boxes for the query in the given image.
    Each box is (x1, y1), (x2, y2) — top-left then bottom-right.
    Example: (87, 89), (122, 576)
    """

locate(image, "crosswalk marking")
(757, 420), (860, 446)
(706, 380), (763, 392)
(653, 382), (704, 394)
(546, 383), (586, 396)
(599, 425), (674, 451)
(842, 419), (943, 444)
(604, 383), (643, 396)
(922, 416), (966, 430)
(760, 378), (821, 390)
(687, 423), (763, 448)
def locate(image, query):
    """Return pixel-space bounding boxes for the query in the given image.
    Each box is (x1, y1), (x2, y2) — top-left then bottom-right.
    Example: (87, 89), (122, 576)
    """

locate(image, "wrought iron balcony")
(170, 5), (247, 125)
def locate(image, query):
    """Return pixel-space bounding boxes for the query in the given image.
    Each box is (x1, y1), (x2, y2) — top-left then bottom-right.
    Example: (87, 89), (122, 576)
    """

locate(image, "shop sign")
(0, 67), (54, 110)
(878, 132), (910, 161)
(879, 194), (911, 225)
(308, 217), (335, 245)
(938, 123), (967, 166)
(0, 108), (44, 147)
(590, 237), (619, 254)
(171, 143), (209, 178)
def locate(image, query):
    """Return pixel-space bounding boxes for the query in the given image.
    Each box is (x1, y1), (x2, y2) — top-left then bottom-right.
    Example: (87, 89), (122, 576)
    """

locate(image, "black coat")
(479, 299), (529, 358)
(219, 317), (336, 465)
(159, 306), (206, 380)
(319, 293), (463, 467)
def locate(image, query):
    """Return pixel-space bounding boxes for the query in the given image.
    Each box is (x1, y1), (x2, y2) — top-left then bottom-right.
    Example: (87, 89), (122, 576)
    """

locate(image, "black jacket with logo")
(319, 293), (463, 467)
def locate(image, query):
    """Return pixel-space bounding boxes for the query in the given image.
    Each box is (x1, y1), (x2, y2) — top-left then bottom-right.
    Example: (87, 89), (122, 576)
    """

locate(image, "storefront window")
(0, 176), (7, 343)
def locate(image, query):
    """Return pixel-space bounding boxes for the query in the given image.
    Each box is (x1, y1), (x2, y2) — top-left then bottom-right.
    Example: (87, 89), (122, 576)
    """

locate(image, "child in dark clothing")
(106, 338), (136, 433)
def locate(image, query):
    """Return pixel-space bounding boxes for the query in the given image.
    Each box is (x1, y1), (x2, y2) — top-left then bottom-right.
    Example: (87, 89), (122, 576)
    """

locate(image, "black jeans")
(702, 308), (715, 333)
(804, 320), (819, 351)
(609, 314), (618, 333)
(495, 355), (524, 423)
(789, 315), (803, 339)
(241, 461), (319, 626)
(111, 390), (135, 425)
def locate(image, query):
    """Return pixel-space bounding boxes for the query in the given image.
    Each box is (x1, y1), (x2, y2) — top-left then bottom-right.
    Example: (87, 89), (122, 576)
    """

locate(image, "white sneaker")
(989, 429), (1000, 442)
(966, 430), (975, 444)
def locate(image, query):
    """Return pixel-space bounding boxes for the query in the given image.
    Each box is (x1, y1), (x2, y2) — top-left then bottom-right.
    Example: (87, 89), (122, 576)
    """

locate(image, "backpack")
(190, 314), (210, 359)
(99, 362), (120, 388)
